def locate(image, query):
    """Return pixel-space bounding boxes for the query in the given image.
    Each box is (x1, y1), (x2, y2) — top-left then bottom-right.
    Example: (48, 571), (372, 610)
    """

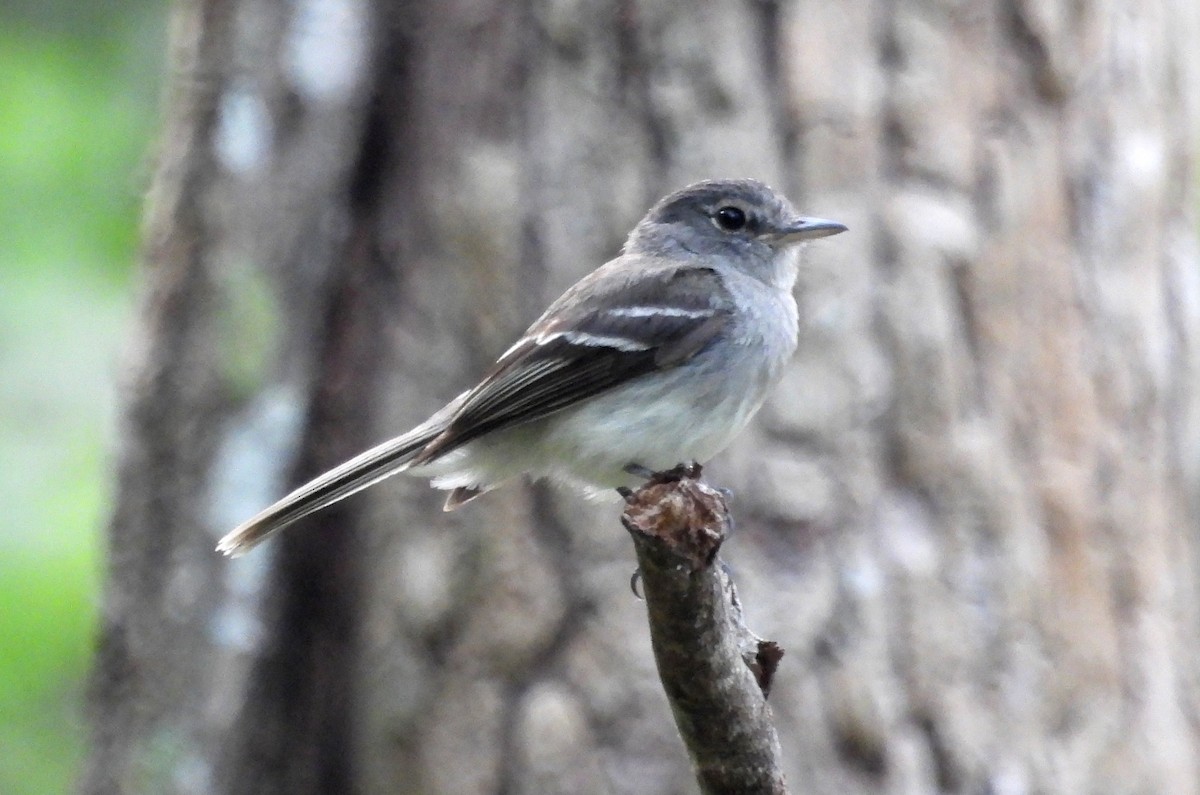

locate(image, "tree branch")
(622, 464), (787, 794)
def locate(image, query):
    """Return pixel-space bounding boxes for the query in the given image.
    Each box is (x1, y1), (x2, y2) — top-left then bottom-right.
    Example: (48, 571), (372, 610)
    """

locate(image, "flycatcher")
(218, 178), (846, 556)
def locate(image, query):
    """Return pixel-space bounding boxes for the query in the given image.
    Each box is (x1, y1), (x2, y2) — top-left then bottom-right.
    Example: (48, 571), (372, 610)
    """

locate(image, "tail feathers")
(216, 425), (440, 557)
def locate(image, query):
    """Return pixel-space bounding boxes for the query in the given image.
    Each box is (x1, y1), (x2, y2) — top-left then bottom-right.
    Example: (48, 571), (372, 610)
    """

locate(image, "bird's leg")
(617, 463), (656, 500)
(622, 462), (658, 480)
(617, 461), (707, 499)
(622, 460), (704, 483)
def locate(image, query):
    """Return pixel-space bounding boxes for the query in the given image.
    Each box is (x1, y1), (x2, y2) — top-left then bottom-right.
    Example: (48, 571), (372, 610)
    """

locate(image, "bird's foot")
(622, 460), (703, 484)
(622, 462), (657, 480)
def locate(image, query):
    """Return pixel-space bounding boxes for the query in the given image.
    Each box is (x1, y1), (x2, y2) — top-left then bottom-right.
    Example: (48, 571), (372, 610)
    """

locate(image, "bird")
(217, 178), (846, 556)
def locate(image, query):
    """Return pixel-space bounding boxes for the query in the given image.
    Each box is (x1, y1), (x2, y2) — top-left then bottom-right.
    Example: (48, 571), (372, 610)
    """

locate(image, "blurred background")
(9, 1), (1200, 793)
(0, 3), (166, 792)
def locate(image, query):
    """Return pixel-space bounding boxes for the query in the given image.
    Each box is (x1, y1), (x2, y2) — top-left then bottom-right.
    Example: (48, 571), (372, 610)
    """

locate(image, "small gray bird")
(218, 178), (845, 556)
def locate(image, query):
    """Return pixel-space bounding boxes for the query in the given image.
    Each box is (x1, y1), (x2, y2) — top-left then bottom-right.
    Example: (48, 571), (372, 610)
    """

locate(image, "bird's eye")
(713, 206), (747, 232)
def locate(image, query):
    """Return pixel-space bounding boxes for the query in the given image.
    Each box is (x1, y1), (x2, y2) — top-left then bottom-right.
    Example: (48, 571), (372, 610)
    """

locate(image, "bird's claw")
(622, 461), (703, 483)
(622, 462), (657, 480)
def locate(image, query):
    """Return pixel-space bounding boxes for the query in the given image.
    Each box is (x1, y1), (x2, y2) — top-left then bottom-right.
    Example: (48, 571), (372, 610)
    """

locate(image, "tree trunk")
(85, 0), (1200, 793)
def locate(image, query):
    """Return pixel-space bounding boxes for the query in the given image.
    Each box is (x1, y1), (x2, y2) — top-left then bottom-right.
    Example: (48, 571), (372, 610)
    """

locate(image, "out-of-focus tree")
(86, 1), (1200, 793)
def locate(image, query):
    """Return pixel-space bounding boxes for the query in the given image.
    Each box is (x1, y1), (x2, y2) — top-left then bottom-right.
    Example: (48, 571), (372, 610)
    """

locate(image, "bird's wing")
(413, 263), (731, 463)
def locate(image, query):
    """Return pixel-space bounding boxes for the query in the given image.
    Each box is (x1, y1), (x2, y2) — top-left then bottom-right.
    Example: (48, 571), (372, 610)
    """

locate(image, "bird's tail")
(216, 423), (442, 557)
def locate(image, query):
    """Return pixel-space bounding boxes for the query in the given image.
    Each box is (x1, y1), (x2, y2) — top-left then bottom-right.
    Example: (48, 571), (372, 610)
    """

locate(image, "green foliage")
(0, 3), (167, 792)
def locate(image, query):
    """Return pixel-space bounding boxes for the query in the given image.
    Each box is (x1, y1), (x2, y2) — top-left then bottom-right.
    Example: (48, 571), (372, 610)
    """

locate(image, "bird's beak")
(772, 216), (848, 244)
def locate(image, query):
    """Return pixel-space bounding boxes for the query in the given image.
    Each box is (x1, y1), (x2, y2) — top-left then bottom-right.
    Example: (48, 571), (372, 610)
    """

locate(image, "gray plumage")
(217, 178), (845, 556)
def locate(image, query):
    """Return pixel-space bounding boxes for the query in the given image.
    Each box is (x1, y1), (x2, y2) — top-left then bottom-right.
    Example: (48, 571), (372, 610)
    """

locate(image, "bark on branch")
(622, 464), (787, 795)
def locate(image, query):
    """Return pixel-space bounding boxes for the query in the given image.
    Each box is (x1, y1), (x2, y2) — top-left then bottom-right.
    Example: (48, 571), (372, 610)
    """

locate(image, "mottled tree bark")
(85, 1), (1200, 793)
